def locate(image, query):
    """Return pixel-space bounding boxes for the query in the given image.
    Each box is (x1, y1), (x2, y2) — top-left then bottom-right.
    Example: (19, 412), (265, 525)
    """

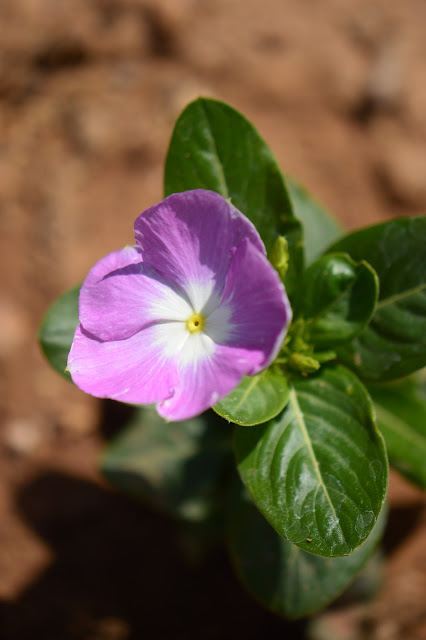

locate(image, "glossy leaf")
(38, 285), (80, 379)
(214, 367), (290, 426)
(286, 176), (342, 266)
(164, 97), (304, 293)
(228, 482), (387, 619)
(369, 374), (426, 489)
(101, 407), (232, 521)
(234, 365), (388, 557)
(295, 253), (378, 347)
(329, 217), (426, 381)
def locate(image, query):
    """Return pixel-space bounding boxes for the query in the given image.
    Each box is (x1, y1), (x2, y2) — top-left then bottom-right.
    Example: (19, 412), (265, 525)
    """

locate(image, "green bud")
(269, 236), (289, 281)
(288, 353), (320, 374)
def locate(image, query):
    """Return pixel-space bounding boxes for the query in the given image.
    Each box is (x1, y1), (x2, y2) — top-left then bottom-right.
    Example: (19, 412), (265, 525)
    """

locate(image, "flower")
(68, 189), (292, 421)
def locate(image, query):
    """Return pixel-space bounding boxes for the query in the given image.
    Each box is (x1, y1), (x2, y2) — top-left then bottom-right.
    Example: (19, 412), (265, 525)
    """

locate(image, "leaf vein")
(376, 283), (426, 310)
(233, 376), (261, 413)
(289, 388), (345, 544)
(199, 102), (230, 198)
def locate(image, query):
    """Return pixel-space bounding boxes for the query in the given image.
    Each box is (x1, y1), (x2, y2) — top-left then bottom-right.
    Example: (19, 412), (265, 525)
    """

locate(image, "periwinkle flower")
(68, 190), (292, 421)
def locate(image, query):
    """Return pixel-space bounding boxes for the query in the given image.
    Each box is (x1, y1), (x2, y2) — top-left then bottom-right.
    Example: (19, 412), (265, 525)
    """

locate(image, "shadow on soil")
(0, 398), (423, 639)
(0, 470), (307, 640)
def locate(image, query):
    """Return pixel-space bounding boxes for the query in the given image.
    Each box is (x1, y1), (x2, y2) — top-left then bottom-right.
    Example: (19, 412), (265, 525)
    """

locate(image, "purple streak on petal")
(134, 190), (265, 311)
(80, 261), (192, 342)
(206, 237), (292, 372)
(67, 323), (184, 404)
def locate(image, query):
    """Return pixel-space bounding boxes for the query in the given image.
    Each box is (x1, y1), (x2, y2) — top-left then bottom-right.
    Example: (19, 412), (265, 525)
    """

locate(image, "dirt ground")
(0, 1), (425, 638)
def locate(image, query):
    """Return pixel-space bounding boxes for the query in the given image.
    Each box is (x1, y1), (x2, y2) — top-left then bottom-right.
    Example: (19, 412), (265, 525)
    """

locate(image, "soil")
(0, 1), (425, 638)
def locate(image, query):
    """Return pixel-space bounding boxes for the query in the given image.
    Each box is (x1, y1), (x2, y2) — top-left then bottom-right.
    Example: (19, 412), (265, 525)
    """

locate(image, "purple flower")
(68, 190), (292, 421)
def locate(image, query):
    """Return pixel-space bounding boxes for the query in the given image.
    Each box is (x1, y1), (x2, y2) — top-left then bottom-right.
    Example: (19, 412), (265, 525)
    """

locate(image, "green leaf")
(329, 217), (426, 381)
(234, 365), (388, 557)
(38, 285), (80, 379)
(295, 253), (378, 347)
(286, 176), (342, 266)
(369, 374), (426, 489)
(214, 367), (290, 427)
(228, 482), (387, 619)
(101, 407), (232, 521)
(164, 97), (304, 293)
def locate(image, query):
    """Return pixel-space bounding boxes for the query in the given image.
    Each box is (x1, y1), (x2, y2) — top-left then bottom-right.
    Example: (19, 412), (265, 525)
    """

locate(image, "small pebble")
(3, 418), (43, 457)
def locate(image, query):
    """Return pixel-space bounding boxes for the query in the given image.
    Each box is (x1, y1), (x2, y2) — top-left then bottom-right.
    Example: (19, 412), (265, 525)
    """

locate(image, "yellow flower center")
(186, 312), (205, 333)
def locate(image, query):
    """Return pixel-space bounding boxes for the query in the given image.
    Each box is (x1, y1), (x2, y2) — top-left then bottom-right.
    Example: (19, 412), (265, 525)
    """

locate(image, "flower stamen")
(186, 312), (205, 333)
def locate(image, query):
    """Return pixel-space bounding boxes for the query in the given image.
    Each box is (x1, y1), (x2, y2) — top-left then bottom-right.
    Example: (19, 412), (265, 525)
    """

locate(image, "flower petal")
(205, 237), (292, 372)
(68, 321), (191, 404)
(83, 245), (142, 285)
(134, 190), (266, 313)
(158, 241), (291, 421)
(157, 341), (264, 421)
(79, 250), (192, 342)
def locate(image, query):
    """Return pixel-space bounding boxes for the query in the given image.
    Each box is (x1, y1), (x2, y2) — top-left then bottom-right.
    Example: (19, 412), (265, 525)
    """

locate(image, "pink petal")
(134, 190), (266, 312)
(68, 323), (187, 404)
(83, 245), (142, 285)
(157, 342), (265, 421)
(206, 237), (292, 371)
(80, 260), (192, 342)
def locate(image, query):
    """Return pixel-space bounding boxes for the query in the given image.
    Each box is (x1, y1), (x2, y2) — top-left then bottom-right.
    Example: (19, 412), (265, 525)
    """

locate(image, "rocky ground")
(0, 1), (425, 638)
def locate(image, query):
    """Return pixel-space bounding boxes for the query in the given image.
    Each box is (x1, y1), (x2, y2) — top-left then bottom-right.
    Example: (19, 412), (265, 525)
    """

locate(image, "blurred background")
(0, 1), (425, 638)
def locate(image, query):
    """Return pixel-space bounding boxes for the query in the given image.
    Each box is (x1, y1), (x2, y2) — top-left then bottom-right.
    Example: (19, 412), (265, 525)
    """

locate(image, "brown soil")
(0, 1), (425, 638)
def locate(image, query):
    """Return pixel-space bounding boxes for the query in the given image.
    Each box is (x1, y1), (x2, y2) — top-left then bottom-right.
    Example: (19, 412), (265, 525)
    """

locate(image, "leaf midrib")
(289, 387), (343, 537)
(376, 282), (426, 310)
(199, 101), (230, 199)
(232, 375), (261, 413)
(307, 273), (358, 324)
